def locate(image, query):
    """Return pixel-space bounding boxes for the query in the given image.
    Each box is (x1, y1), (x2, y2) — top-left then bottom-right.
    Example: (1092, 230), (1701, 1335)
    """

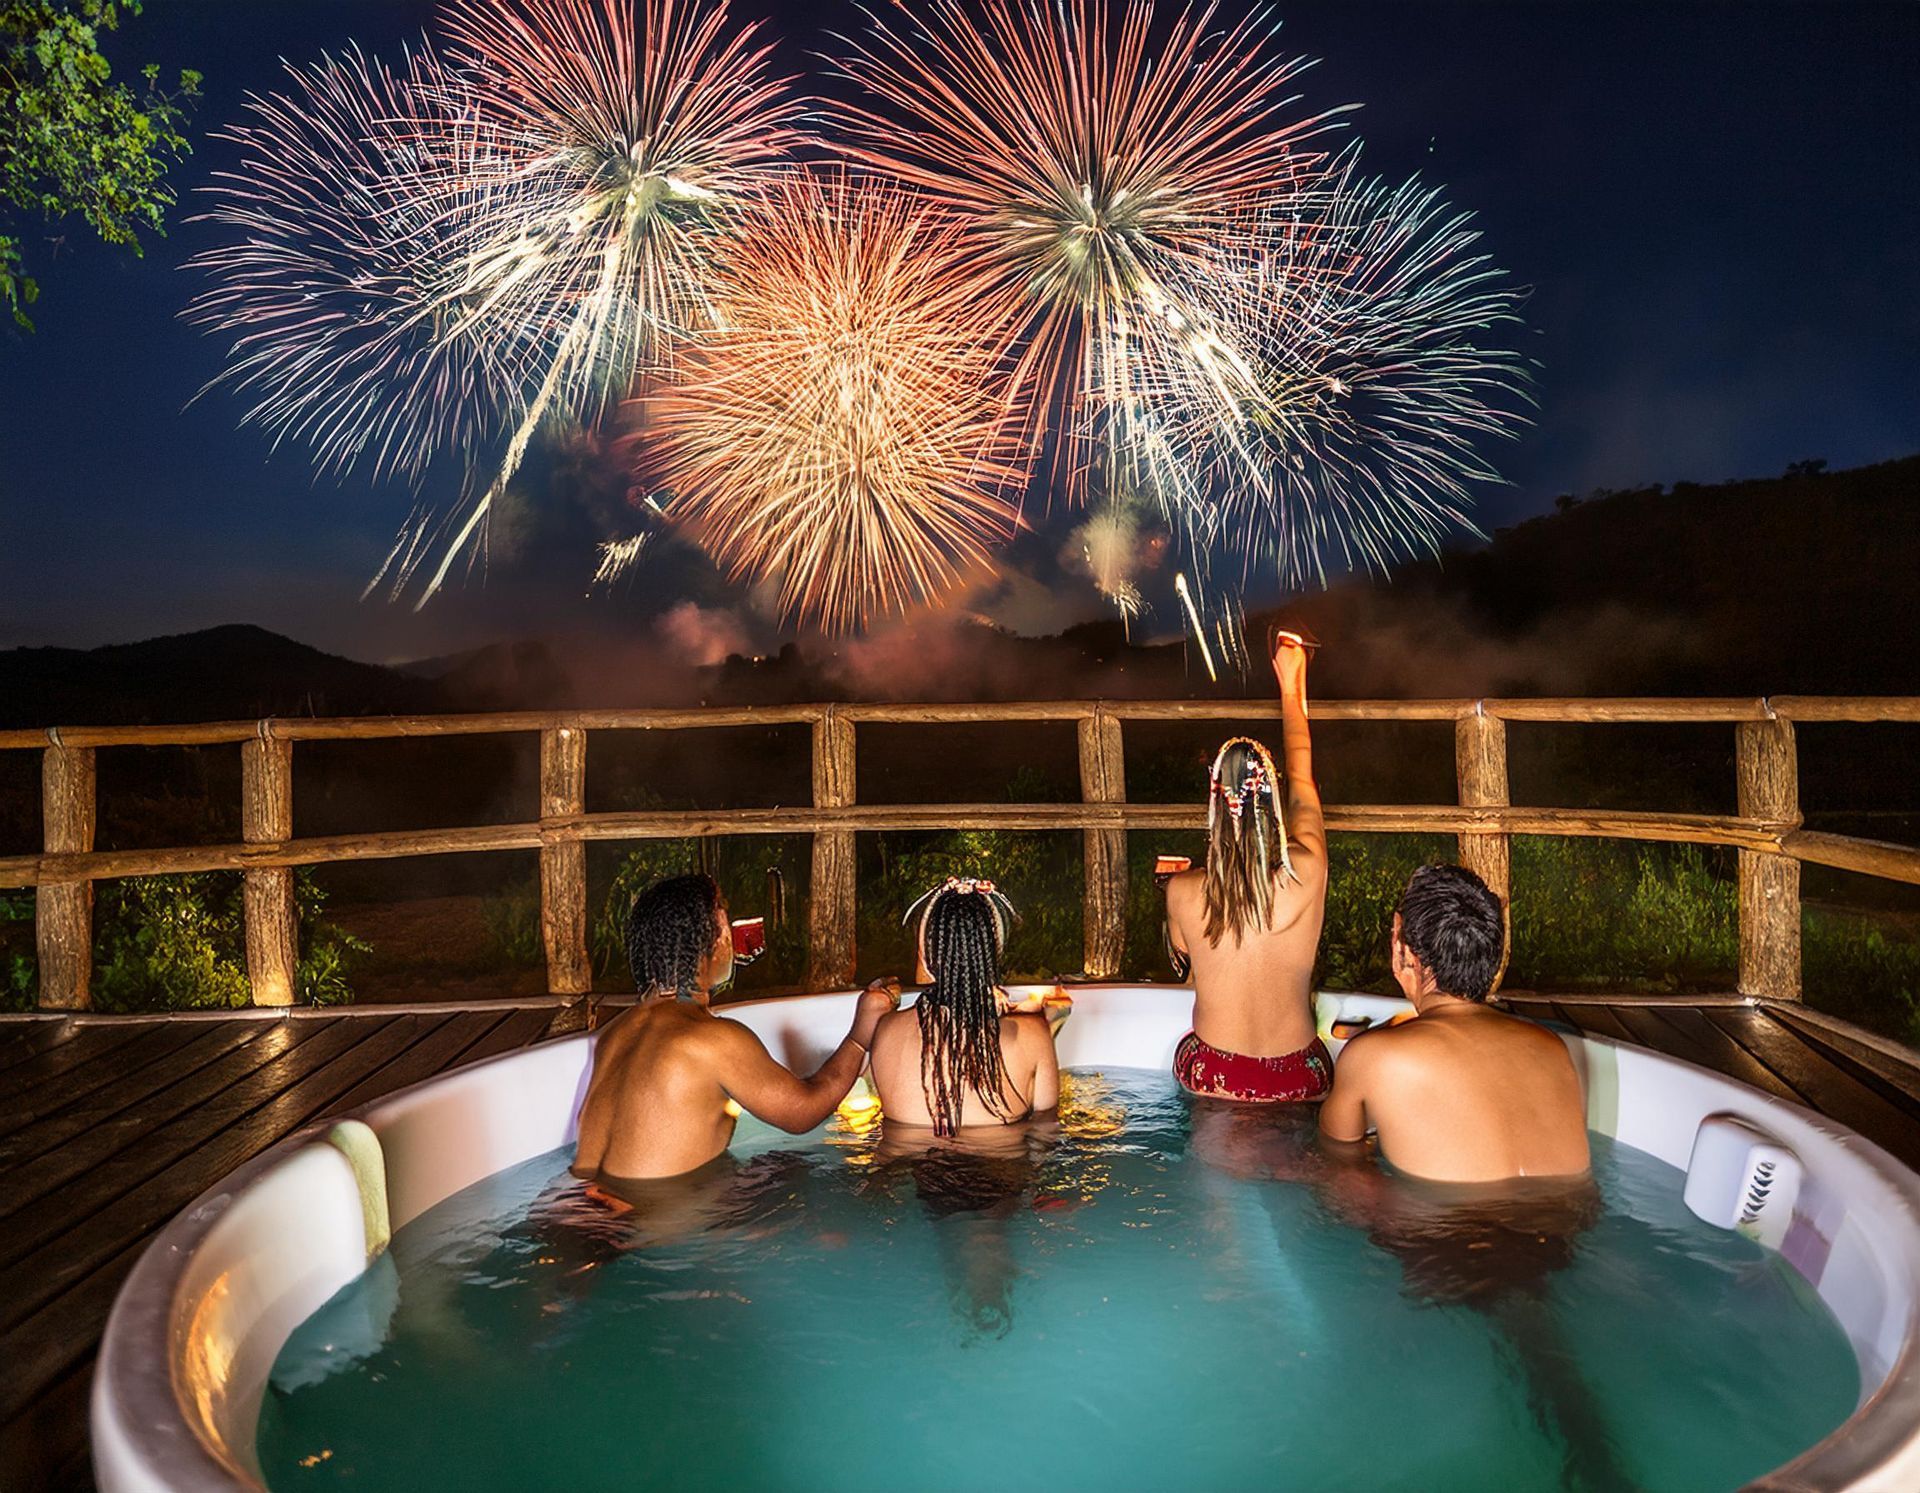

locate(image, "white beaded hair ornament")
(1208, 736), (1296, 882)
(903, 876), (1018, 942)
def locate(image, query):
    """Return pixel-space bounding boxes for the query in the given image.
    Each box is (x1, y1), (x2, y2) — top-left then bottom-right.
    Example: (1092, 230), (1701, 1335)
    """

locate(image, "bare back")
(869, 1006), (1060, 1130)
(1324, 1005), (1591, 1183)
(573, 1002), (738, 1182)
(1167, 859), (1326, 1058)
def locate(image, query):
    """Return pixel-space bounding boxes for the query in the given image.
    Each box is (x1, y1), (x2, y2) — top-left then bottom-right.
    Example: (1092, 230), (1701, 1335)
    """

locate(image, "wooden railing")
(4, 697), (1918, 1011)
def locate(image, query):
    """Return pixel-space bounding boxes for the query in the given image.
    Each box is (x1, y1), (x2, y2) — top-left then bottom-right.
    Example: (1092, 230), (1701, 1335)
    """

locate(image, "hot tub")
(92, 988), (1920, 1491)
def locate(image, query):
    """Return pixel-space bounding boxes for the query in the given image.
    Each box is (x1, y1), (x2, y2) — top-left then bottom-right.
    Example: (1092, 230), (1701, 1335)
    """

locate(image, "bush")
(1804, 909), (1920, 1045)
(1508, 838), (1737, 992)
(1, 871), (366, 1013)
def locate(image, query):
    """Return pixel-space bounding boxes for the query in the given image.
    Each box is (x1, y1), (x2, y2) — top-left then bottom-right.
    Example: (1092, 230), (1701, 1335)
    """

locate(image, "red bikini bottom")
(1174, 1030), (1333, 1103)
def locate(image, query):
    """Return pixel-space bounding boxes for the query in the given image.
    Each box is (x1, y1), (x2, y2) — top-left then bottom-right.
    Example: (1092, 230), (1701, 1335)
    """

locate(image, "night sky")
(1, 1), (1915, 662)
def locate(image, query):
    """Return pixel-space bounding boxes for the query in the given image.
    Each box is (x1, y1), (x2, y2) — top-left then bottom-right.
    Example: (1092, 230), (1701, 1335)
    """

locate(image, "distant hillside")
(1271, 455), (1920, 699)
(3, 456), (1916, 727)
(0, 624), (437, 728)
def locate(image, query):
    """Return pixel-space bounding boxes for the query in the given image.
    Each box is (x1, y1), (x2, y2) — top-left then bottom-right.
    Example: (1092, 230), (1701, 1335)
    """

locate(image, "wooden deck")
(0, 1004), (563, 1492)
(3, 995), (1919, 1491)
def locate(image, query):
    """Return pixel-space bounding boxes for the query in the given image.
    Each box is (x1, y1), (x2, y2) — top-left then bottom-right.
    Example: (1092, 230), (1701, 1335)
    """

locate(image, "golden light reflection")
(833, 1078), (884, 1137)
(1057, 1071), (1125, 1142)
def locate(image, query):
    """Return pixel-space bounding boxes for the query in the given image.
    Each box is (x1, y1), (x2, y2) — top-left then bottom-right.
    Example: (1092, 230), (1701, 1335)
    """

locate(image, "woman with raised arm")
(1163, 633), (1331, 1102)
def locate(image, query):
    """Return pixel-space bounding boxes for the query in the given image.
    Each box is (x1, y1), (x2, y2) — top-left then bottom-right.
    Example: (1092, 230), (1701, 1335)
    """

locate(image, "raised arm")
(1271, 634), (1325, 869)
(713, 984), (896, 1134)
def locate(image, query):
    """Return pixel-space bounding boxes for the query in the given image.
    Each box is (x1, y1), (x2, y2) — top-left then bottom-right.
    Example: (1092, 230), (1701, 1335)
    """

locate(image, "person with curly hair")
(573, 874), (897, 1182)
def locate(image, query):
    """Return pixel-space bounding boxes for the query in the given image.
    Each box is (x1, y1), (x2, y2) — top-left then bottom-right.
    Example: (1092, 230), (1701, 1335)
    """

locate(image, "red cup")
(730, 917), (766, 962)
(1153, 854), (1191, 885)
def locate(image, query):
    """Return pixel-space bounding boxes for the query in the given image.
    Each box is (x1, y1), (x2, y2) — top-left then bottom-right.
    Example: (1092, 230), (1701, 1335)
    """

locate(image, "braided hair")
(625, 873), (721, 997)
(906, 880), (1017, 1138)
(1202, 736), (1296, 947)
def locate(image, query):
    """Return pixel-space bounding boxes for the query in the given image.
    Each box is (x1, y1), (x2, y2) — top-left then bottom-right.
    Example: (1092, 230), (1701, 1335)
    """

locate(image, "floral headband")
(1208, 736), (1296, 880)
(903, 876), (1018, 942)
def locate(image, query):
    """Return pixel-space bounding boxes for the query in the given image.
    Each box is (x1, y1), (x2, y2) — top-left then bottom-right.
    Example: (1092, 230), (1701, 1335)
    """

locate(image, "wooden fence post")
(540, 725), (592, 995)
(1078, 707), (1128, 978)
(1455, 707), (1512, 988)
(1737, 716), (1801, 1000)
(809, 707), (858, 989)
(242, 731), (297, 1006)
(37, 741), (95, 1010)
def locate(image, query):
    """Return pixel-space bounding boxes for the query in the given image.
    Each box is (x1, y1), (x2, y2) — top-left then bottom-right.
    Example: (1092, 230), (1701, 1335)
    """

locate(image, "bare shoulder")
(1503, 1010), (1580, 1060)
(1337, 1021), (1438, 1076)
(872, 1007), (916, 1048)
(1002, 1011), (1053, 1047)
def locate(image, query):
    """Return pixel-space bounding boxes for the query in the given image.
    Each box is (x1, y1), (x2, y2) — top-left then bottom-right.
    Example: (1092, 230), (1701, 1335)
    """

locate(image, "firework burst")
(640, 173), (1026, 633)
(1169, 150), (1534, 588)
(834, 0), (1339, 499)
(190, 0), (804, 604)
(185, 47), (523, 486)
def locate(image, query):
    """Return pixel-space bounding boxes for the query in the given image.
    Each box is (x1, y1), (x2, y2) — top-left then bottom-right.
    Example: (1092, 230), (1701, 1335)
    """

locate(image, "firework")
(1172, 572), (1218, 682)
(834, 0), (1340, 504)
(1171, 149), (1534, 587)
(185, 48), (524, 486)
(191, 0), (804, 605)
(640, 173), (1025, 632)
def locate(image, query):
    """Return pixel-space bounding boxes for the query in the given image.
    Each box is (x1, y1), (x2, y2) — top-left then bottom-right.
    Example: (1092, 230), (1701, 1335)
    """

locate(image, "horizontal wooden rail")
(1784, 830), (1920, 887)
(0, 804), (1802, 890)
(10, 695), (1920, 754)
(9, 696), (1918, 1010)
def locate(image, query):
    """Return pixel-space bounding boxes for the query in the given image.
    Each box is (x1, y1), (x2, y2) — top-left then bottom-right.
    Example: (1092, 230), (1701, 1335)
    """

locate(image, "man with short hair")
(573, 873), (896, 1182)
(1319, 864), (1590, 1182)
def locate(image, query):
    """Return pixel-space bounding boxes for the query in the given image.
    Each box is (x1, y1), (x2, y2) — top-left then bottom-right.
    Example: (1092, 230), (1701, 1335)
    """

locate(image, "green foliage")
(2, 886), (34, 1011)
(479, 879), (545, 969)
(1317, 833), (1453, 991)
(1804, 910), (1920, 1046)
(0, 0), (200, 328)
(87, 870), (364, 1013)
(1509, 838), (1738, 991)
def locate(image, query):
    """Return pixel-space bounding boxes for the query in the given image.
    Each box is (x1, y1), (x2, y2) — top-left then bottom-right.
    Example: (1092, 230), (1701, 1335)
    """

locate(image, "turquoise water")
(258, 1069), (1858, 1492)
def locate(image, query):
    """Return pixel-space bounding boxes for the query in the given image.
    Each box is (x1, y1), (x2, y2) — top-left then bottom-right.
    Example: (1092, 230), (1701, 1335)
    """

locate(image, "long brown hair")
(1201, 737), (1296, 946)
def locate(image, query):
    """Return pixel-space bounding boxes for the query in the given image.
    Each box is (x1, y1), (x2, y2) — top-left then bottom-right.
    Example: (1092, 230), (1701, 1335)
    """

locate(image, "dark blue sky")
(1, 1), (1915, 662)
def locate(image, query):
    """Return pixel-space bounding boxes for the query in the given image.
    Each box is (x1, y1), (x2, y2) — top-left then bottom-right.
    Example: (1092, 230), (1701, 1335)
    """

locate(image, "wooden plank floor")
(0, 1005), (561, 1493)
(3, 996), (1918, 1491)
(1502, 995), (1920, 1172)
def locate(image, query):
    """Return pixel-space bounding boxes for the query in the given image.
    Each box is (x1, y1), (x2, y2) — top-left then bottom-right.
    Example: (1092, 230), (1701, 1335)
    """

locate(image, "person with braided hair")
(573, 874), (898, 1182)
(868, 879), (1060, 1136)
(1164, 632), (1333, 1102)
